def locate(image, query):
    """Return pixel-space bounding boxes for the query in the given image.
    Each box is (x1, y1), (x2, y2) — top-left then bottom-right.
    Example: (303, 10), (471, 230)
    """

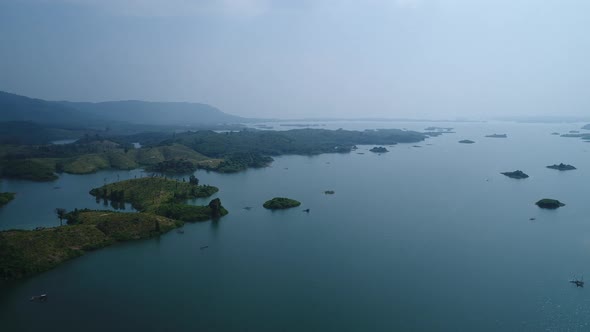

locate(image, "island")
(551, 132), (560, 135)
(263, 197), (301, 210)
(546, 163), (576, 171)
(0, 177), (227, 280)
(501, 170), (529, 179)
(324, 190), (335, 195)
(425, 127), (454, 132)
(535, 199), (565, 209)
(370, 146), (389, 153)
(459, 140), (475, 144)
(0, 192), (15, 207)
(583, 124), (590, 130)
(485, 134), (507, 138)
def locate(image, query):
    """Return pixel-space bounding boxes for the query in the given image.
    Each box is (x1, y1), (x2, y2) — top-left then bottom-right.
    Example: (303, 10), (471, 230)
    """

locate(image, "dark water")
(2, 122), (590, 331)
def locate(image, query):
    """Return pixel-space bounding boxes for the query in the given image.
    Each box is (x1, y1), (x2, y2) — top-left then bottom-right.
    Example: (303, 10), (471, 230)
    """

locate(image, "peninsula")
(0, 177), (227, 280)
(546, 163), (576, 171)
(0, 192), (15, 207)
(501, 170), (529, 179)
(263, 197), (301, 210)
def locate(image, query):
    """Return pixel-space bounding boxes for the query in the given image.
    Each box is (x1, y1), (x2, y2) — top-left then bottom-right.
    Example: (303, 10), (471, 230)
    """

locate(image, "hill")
(59, 100), (247, 126)
(0, 91), (247, 127)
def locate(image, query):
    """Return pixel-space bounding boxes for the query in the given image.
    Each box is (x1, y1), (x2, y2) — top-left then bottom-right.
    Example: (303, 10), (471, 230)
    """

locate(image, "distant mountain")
(0, 91), (94, 125)
(0, 91), (248, 126)
(582, 124), (590, 130)
(59, 100), (247, 126)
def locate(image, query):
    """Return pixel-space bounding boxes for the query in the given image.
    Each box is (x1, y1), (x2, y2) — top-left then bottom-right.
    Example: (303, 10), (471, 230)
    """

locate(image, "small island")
(459, 140), (475, 144)
(324, 190), (335, 195)
(546, 163), (576, 171)
(485, 134), (507, 138)
(535, 199), (565, 209)
(263, 197), (301, 210)
(370, 147), (389, 153)
(551, 132), (560, 135)
(501, 170), (529, 179)
(0, 192), (16, 207)
(583, 124), (590, 130)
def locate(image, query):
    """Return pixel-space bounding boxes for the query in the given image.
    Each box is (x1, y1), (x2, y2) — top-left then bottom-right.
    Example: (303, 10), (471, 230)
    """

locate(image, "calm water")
(1, 121), (590, 331)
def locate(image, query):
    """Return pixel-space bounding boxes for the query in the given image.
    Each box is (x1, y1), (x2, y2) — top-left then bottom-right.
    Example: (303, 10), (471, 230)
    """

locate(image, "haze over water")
(1, 121), (590, 331)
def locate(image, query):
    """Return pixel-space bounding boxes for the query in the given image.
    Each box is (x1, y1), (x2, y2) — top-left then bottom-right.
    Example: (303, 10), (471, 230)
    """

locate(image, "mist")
(1, 0), (590, 120)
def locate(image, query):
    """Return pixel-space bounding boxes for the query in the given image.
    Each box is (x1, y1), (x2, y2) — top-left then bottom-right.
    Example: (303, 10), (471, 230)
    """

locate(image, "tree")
(209, 198), (222, 219)
(189, 175), (199, 186)
(55, 208), (67, 226)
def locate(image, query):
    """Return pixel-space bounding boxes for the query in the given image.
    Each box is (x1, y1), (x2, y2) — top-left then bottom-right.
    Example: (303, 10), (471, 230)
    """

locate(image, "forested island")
(546, 163), (576, 171)
(459, 140), (475, 144)
(0, 177), (227, 280)
(485, 134), (507, 138)
(263, 197), (301, 210)
(0, 192), (15, 207)
(501, 170), (529, 179)
(370, 147), (389, 153)
(535, 199), (565, 209)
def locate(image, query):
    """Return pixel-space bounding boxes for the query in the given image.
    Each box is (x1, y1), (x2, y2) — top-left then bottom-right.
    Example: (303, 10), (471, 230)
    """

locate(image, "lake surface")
(2, 121), (590, 331)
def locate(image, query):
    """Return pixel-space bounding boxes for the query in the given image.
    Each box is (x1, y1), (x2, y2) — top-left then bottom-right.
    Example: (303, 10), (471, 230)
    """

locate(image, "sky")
(1, 0), (590, 120)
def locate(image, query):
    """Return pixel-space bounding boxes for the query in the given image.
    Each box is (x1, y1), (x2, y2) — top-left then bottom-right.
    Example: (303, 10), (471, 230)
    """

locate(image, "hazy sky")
(1, 0), (590, 119)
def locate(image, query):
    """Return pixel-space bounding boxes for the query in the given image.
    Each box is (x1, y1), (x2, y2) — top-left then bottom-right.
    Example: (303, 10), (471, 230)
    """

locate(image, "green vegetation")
(0, 159), (57, 181)
(146, 159), (197, 174)
(0, 192), (16, 207)
(459, 140), (475, 144)
(1, 123), (426, 179)
(199, 152), (273, 173)
(546, 163), (576, 171)
(155, 198), (228, 221)
(263, 197), (302, 210)
(501, 170), (529, 179)
(1, 177), (227, 281)
(172, 128), (425, 157)
(89, 177), (218, 212)
(164, 128), (424, 172)
(0, 140), (217, 181)
(0, 210), (178, 280)
(535, 199), (565, 209)
(370, 146), (389, 153)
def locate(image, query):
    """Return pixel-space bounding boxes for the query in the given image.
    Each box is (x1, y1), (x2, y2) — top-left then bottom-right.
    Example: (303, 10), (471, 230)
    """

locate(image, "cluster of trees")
(199, 152), (273, 173)
(147, 159), (197, 174)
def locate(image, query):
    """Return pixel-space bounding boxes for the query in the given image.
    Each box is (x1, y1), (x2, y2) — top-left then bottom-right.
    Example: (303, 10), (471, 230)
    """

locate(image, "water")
(1, 121), (590, 331)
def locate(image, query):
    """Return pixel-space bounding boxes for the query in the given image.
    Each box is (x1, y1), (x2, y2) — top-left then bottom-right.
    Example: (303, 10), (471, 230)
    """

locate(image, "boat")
(30, 294), (48, 302)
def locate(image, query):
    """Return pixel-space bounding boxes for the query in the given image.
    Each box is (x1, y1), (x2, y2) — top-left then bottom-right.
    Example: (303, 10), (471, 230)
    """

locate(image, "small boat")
(302, 209), (310, 213)
(200, 246), (209, 250)
(30, 294), (48, 302)
(176, 229), (185, 234)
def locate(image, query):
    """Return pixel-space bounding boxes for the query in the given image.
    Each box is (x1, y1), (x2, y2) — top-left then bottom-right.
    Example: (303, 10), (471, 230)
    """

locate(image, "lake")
(1, 121), (590, 331)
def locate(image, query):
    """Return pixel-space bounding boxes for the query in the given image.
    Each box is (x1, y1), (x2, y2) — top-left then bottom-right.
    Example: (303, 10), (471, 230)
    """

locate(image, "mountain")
(0, 91), (248, 126)
(59, 100), (247, 126)
(0, 91), (94, 125)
